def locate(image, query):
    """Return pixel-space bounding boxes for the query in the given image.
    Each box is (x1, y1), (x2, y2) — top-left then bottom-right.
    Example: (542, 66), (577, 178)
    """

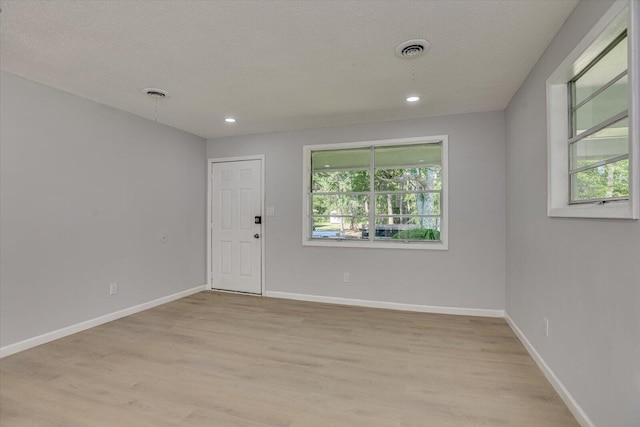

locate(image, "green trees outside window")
(310, 143), (442, 241)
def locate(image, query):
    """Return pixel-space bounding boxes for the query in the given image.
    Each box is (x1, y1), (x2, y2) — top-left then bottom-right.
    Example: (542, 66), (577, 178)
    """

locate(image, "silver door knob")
(254, 233), (260, 239)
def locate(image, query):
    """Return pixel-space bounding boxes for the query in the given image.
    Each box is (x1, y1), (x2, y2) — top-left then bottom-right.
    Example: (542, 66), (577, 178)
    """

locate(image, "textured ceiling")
(0, 0), (578, 139)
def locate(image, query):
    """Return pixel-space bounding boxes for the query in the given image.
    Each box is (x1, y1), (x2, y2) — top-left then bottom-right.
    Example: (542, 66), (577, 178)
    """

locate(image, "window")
(569, 32), (628, 204)
(302, 136), (448, 250)
(547, 0), (639, 219)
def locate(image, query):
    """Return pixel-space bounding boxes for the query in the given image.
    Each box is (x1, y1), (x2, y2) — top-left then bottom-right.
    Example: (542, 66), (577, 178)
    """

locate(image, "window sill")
(548, 201), (637, 219)
(302, 238), (448, 250)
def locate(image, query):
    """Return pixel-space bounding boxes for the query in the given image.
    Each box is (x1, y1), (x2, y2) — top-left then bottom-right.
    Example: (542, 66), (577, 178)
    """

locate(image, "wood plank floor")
(0, 291), (578, 426)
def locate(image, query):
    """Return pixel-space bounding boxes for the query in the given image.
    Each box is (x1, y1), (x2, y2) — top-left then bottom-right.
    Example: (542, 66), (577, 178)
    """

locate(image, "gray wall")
(207, 111), (506, 311)
(505, 1), (639, 426)
(0, 71), (207, 347)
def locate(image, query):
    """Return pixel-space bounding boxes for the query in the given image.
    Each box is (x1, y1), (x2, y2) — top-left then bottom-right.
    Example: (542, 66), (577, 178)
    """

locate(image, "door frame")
(207, 154), (266, 295)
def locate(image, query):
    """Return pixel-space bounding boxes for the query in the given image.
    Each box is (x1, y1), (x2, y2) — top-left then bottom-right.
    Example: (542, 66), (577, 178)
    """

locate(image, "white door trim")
(207, 155), (266, 295)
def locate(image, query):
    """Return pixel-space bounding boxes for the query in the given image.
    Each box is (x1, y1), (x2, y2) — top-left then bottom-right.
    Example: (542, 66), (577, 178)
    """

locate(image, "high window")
(547, 0), (639, 219)
(302, 136), (448, 250)
(568, 32), (628, 204)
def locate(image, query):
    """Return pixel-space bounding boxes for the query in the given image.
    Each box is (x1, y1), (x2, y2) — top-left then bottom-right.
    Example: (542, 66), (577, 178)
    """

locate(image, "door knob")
(254, 233), (260, 239)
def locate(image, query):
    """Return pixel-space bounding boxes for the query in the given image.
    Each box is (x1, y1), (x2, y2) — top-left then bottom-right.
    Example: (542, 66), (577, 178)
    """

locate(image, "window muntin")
(308, 140), (444, 244)
(570, 117), (628, 169)
(569, 32), (629, 204)
(573, 74), (627, 134)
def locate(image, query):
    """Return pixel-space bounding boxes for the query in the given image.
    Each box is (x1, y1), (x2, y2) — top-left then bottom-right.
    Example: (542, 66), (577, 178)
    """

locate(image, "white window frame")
(546, 0), (639, 219)
(302, 135), (448, 250)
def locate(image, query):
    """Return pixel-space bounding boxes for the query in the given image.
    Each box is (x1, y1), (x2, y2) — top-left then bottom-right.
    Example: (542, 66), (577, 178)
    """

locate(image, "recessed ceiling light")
(225, 118), (236, 123)
(406, 96), (420, 103)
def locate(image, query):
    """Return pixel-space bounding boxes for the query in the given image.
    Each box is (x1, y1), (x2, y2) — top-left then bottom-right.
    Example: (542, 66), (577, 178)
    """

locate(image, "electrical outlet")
(109, 282), (118, 296)
(343, 272), (350, 283)
(544, 317), (549, 337)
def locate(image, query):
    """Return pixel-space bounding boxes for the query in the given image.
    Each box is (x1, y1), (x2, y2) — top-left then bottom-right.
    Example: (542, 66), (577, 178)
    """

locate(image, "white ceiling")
(0, 0), (578, 140)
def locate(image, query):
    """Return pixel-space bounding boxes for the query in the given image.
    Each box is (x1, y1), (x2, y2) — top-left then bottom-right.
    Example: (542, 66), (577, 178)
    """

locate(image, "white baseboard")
(264, 291), (504, 318)
(0, 285), (207, 358)
(504, 313), (595, 427)
(0, 286), (591, 427)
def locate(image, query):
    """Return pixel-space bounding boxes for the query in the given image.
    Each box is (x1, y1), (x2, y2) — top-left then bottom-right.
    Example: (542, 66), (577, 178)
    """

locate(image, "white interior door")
(211, 159), (262, 294)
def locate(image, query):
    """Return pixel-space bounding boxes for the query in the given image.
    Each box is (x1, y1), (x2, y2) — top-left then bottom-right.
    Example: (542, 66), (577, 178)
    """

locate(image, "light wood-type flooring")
(0, 291), (579, 426)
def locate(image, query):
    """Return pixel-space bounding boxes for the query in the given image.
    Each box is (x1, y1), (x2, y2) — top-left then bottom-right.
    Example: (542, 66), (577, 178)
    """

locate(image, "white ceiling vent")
(142, 88), (169, 98)
(395, 39), (431, 59)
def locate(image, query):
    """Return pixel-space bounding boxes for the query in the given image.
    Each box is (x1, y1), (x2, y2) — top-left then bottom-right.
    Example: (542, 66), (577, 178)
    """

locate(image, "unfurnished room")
(0, 1), (638, 426)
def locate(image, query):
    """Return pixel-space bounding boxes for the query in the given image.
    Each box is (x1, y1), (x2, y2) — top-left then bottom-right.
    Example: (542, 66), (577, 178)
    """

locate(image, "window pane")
(374, 167), (441, 191)
(374, 143), (441, 169)
(374, 193), (440, 216)
(570, 118), (628, 170)
(311, 148), (370, 171)
(312, 170), (370, 193)
(570, 158), (629, 202)
(574, 35), (627, 105)
(311, 195), (369, 217)
(574, 74), (627, 135)
(306, 139), (447, 245)
(311, 216), (368, 240)
(371, 216), (440, 241)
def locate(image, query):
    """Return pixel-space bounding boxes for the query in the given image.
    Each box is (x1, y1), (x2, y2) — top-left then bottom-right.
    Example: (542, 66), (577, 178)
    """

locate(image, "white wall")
(505, 1), (639, 426)
(0, 71), (207, 348)
(207, 111), (506, 311)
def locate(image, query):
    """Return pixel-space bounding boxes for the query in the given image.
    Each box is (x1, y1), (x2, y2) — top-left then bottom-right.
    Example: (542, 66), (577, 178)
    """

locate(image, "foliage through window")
(568, 32), (629, 204)
(306, 139), (446, 246)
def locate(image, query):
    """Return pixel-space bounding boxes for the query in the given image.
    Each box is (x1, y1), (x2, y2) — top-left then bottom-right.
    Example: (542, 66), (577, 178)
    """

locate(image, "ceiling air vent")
(142, 88), (169, 98)
(395, 39), (431, 59)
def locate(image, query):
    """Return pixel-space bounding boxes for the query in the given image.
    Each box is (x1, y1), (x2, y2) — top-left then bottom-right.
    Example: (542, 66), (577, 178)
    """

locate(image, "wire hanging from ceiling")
(142, 88), (169, 123)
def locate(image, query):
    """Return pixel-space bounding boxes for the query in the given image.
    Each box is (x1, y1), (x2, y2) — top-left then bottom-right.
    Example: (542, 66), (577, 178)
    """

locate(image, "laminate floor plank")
(0, 291), (578, 426)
